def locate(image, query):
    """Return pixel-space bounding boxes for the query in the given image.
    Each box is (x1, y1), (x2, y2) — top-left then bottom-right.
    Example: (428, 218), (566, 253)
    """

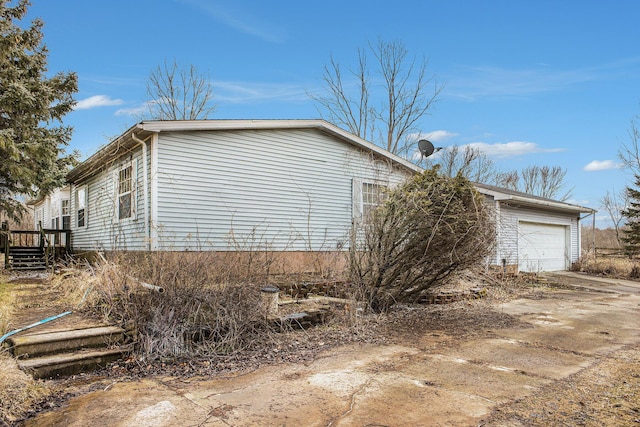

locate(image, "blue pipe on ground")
(0, 311), (72, 345)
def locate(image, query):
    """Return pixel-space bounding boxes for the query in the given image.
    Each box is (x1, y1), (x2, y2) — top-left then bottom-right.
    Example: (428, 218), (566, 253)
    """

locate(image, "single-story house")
(32, 119), (594, 273)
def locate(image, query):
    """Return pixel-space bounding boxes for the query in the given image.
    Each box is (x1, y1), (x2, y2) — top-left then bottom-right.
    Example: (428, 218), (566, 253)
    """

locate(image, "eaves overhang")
(474, 183), (596, 215)
(66, 123), (156, 183)
(66, 119), (421, 183)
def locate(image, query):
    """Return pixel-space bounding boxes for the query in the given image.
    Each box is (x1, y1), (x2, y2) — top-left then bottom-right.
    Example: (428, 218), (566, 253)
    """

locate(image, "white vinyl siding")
(31, 187), (70, 231)
(34, 206), (45, 229)
(70, 148), (147, 251)
(155, 128), (411, 251)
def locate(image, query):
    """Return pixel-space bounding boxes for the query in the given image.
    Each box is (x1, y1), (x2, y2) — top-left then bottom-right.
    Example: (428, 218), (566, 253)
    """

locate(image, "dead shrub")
(350, 168), (496, 312)
(73, 252), (275, 360)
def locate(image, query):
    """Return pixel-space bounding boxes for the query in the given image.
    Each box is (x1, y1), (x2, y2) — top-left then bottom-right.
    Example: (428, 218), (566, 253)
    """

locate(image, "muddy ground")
(10, 272), (640, 426)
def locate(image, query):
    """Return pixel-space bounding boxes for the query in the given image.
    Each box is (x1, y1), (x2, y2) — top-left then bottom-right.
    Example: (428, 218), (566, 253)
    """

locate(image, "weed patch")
(0, 274), (52, 426)
(573, 257), (640, 279)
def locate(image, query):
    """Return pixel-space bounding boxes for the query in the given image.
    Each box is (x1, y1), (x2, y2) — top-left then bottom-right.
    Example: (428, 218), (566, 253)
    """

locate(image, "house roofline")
(66, 119), (421, 183)
(64, 119), (595, 216)
(474, 182), (595, 214)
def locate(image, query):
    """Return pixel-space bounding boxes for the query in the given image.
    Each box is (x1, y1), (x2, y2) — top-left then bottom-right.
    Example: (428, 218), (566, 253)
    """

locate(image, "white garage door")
(518, 222), (568, 272)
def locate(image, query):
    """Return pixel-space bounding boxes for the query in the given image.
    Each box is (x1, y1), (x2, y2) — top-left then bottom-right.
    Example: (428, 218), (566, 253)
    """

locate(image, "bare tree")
(494, 165), (572, 201)
(311, 51), (375, 143)
(618, 114), (640, 174)
(431, 145), (498, 183)
(495, 169), (520, 190)
(146, 59), (216, 120)
(522, 165), (572, 200)
(423, 146), (572, 202)
(311, 39), (443, 158)
(600, 188), (627, 247)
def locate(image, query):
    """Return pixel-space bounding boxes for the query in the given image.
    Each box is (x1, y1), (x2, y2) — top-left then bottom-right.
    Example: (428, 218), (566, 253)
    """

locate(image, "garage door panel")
(518, 222), (567, 272)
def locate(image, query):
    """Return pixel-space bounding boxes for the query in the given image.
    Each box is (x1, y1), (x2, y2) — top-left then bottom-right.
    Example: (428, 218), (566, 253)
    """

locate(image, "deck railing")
(1, 221), (71, 269)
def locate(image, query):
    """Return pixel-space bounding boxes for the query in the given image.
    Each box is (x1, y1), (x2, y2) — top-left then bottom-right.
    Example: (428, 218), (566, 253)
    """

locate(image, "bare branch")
(146, 59), (216, 120)
(434, 145), (497, 183)
(350, 169), (496, 312)
(617, 114), (640, 180)
(311, 39), (443, 158)
(601, 188), (627, 246)
(518, 165), (572, 201)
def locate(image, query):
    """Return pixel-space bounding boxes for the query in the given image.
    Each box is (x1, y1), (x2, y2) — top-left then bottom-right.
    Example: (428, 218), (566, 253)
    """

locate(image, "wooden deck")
(1, 221), (71, 270)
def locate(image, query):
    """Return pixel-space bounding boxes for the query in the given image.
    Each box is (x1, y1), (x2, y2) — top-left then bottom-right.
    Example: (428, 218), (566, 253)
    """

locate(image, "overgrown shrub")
(350, 168), (496, 311)
(81, 252), (273, 359)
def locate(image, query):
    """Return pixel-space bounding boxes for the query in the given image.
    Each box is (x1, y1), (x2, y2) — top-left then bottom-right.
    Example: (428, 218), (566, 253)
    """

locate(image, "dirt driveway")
(22, 272), (640, 426)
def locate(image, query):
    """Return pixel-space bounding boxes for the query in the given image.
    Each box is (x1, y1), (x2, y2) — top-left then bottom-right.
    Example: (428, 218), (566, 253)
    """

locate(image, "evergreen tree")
(621, 174), (640, 256)
(0, 0), (78, 221)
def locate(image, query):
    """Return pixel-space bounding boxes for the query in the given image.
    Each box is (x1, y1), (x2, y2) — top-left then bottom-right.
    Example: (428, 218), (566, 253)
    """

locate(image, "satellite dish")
(418, 139), (435, 158)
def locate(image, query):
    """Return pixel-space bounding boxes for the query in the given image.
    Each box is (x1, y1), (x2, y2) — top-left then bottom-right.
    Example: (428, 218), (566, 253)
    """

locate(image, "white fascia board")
(509, 196), (595, 214)
(474, 184), (594, 214)
(500, 194), (593, 214)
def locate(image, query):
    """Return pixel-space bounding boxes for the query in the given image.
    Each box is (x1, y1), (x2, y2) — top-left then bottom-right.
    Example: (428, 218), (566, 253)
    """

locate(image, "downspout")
(131, 133), (151, 250)
(579, 210), (596, 258)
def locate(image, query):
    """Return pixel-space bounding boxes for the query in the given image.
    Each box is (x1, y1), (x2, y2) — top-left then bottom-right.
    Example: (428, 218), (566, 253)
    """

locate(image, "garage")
(518, 221), (569, 272)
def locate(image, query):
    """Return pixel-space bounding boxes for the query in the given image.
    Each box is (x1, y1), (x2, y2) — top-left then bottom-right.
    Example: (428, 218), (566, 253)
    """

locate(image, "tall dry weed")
(572, 256), (640, 279)
(66, 251), (277, 360)
(0, 353), (51, 425)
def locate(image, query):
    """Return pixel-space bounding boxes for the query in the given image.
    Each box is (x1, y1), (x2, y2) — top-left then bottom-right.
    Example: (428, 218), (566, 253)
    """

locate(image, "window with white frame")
(118, 164), (133, 220)
(362, 182), (387, 220)
(61, 199), (70, 229)
(76, 187), (86, 227)
(34, 206), (43, 228)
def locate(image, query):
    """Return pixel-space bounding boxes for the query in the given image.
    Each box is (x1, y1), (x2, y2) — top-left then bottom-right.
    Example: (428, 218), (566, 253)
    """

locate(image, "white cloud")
(422, 130), (458, 143)
(583, 160), (622, 171)
(183, 0), (285, 43)
(115, 103), (148, 117)
(214, 80), (308, 104)
(75, 95), (124, 110)
(462, 141), (564, 158)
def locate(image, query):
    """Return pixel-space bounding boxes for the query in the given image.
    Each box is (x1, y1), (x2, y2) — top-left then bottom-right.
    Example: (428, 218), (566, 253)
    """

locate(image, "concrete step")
(7, 325), (126, 358)
(18, 345), (133, 379)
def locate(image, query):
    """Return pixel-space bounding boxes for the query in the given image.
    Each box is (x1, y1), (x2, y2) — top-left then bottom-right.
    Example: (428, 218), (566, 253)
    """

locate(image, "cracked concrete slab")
(23, 273), (640, 427)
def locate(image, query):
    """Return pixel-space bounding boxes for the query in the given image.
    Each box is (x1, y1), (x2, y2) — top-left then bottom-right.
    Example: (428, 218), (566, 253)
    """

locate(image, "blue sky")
(27, 0), (640, 227)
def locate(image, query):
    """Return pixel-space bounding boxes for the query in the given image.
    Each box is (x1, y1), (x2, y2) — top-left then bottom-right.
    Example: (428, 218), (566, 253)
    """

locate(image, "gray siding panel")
(155, 128), (410, 251)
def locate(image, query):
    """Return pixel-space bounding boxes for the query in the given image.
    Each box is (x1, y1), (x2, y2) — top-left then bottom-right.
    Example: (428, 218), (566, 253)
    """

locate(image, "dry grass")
(0, 273), (52, 426)
(55, 252), (296, 360)
(0, 353), (51, 425)
(0, 280), (11, 336)
(573, 256), (640, 279)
